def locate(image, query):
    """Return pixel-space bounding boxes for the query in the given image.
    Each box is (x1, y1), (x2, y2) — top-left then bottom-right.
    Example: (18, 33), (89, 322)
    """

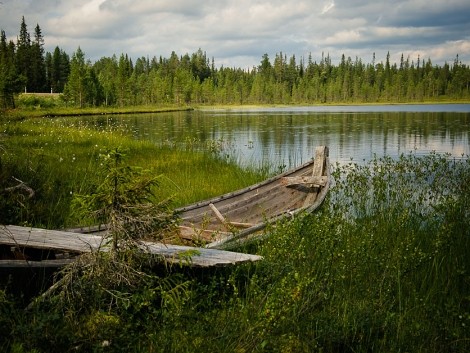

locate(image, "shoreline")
(3, 100), (470, 120)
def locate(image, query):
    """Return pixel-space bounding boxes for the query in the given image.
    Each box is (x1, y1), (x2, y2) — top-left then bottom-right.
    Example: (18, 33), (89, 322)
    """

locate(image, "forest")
(1, 17), (470, 109)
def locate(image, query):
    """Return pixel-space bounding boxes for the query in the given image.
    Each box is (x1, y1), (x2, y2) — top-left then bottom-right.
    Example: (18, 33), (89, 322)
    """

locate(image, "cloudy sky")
(1, 0), (470, 69)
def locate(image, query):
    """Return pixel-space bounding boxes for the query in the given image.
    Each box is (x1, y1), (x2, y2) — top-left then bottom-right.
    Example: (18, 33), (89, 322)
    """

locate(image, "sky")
(1, 0), (470, 69)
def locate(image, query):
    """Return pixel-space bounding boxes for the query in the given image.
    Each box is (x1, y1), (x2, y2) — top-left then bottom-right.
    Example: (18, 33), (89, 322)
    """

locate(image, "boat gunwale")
(174, 158), (316, 214)
(206, 156), (330, 249)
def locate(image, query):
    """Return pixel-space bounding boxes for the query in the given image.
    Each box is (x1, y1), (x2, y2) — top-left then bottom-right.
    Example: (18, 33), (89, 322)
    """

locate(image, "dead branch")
(4, 176), (35, 198)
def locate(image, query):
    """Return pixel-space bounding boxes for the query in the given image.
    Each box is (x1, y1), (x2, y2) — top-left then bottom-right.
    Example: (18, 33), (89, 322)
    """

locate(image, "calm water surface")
(85, 105), (470, 168)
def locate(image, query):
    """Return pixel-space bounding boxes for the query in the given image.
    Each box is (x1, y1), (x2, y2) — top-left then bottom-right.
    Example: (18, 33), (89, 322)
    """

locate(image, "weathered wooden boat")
(0, 146), (329, 270)
(176, 145), (330, 249)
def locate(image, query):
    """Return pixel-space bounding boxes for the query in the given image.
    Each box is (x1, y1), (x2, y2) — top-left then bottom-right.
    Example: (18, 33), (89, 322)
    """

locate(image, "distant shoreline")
(4, 95), (469, 120)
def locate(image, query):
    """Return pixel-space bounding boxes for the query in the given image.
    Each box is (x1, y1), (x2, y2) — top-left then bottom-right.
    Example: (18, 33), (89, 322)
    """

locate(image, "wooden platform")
(0, 225), (262, 268)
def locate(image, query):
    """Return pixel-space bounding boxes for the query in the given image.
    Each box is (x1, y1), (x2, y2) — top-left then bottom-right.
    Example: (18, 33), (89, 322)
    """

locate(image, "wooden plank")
(209, 203), (227, 224)
(0, 225), (261, 268)
(0, 225), (104, 253)
(302, 146), (328, 208)
(140, 242), (262, 267)
(208, 203), (254, 229)
(312, 146), (327, 176)
(281, 175), (328, 187)
(0, 259), (75, 268)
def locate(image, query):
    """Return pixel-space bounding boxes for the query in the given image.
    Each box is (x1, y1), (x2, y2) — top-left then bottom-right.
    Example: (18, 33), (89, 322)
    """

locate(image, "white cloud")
(321, 1), (335, 15)
(323, 30), (363, 45)
(0, 0), (469, 67)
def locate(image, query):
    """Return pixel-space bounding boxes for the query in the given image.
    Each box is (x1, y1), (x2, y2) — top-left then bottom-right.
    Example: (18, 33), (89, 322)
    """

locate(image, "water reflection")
(80, 107), (470, 168)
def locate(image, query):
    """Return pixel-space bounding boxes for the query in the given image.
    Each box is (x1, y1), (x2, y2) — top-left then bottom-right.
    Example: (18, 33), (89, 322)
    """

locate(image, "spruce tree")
(30, 23), (47, 92)
(0, 30), (22, 108)
(16, 16), (31, 92)
(48, 46), (70, 93)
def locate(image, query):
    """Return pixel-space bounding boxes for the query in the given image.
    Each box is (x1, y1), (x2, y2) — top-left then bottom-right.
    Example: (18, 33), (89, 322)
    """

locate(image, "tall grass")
(126, 153), (468, 353)
(1, 117), (468, 352)
(248, 153), (470, 352)
(0, 116), (270, 228)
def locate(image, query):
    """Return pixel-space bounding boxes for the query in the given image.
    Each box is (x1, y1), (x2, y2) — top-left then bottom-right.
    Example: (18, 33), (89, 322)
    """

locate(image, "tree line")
(1, 18), (470, 109)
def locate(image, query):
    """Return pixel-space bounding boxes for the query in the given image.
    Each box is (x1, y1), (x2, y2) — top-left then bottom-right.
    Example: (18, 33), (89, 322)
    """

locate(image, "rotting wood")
(281, 175), (328, 187)
(302, 146), (328, 208)
(0, 225), (262, 268)
(208, 203), (254, 229)
(0, 259), (75, 268)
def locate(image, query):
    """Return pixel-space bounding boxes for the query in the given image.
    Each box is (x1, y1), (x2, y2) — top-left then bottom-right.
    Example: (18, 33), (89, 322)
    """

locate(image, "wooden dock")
(0, 225), (262, 268)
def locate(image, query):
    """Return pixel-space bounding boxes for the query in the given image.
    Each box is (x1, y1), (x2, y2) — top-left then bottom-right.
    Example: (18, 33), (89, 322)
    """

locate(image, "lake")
(84, 104), (470, 169)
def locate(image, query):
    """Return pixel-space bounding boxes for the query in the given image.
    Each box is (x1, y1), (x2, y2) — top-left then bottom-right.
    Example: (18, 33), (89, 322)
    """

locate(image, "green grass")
(4, 94), (193, 121)
(0, 115), (270, 228)
(136, 153), (468, 353)
(1, 113), (468, 352)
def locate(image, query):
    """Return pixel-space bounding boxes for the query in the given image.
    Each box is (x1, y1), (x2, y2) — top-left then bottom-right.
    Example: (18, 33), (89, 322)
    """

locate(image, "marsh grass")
(0, 116), (269, 228)
(235, 153), (469, 352)
(2, 113), (469, 353)
(9, 95), (192, 120)
(121, 153), (468, 353)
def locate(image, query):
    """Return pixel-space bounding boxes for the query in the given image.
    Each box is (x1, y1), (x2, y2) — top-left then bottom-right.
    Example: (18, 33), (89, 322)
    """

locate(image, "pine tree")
(16, 16), (31, 92)
(30, 23), (47, 92)
(0, 30), (22, 108)
(64, 47), (87, 107)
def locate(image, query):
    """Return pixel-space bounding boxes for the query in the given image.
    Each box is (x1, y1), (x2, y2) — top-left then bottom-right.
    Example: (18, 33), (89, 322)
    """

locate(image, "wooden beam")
(281, 175), (328, 187)
(209, 203), (253, 229)
(302, 146), (328, 208)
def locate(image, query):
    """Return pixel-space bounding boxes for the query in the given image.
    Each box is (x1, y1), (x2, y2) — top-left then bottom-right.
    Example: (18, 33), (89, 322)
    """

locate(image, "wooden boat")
(0, 146), (329, 270)
(176, 145), (330, 249)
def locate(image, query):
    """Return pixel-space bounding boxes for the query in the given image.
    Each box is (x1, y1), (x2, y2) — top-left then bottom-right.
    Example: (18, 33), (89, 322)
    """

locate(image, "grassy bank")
(1, 153), (468, 352)
(0, 113), (270, 228)
(5, 93), (469, 121)
(4, 95), (193, 121)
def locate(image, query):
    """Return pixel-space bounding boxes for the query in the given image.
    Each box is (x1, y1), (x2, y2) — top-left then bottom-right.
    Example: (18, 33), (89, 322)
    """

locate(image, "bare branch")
(4, 176), (35, 198)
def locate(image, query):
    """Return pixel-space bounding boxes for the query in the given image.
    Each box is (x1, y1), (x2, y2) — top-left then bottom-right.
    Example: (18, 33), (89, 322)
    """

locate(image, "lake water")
(86, 104), (470, 168)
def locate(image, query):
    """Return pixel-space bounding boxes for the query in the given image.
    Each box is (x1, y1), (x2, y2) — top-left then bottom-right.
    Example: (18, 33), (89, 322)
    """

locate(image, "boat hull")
(176, 146), (330, 248)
